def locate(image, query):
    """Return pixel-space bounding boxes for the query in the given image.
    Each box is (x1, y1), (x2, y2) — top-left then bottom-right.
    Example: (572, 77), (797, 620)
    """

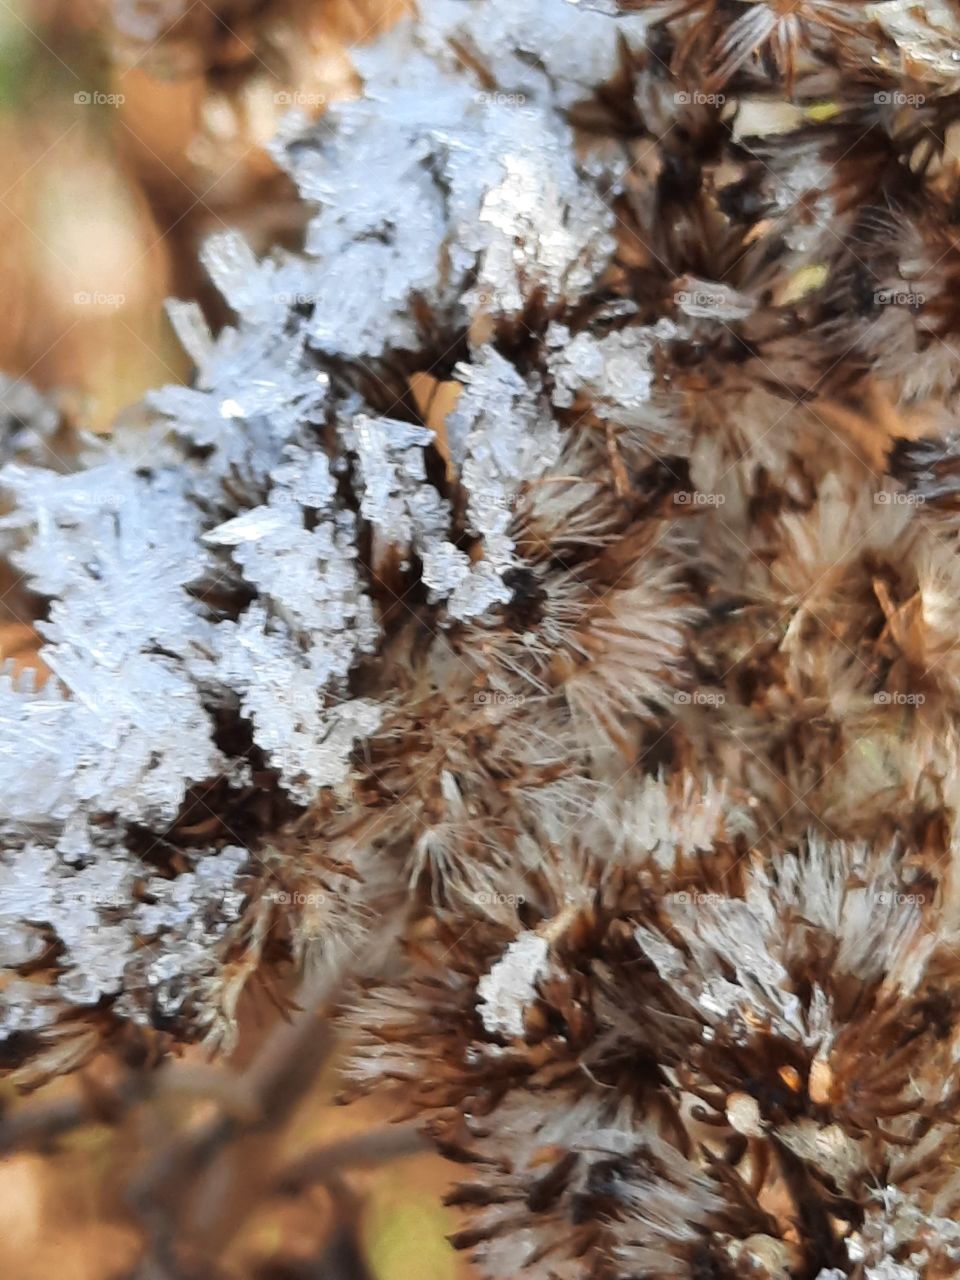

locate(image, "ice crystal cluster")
(10, 0), (960, 1275)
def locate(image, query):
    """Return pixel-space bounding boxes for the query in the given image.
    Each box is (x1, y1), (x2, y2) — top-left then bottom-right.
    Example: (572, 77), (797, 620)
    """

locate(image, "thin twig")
(274, 1121), (427, 1193)
(127, 964), (345, 1275)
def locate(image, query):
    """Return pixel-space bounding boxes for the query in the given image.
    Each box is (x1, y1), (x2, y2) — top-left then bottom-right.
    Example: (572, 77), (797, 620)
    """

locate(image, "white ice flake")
(0, 463), (223, 825)
(477, 931), (555, 1039)
(216, 606), (381, 802)
(0, 836), (248, 1026)
(546, 320), (680, 444)
(348, 414), (449, 547)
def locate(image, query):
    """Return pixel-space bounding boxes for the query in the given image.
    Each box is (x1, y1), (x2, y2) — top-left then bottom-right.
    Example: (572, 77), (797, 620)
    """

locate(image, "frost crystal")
(0, 830), (247, 1024)
(1, 462), (223, 826)
(347, 415), (449, 551)
(271, 2), (628, 356)
(442, 349), (562, 617)
(547, 320), (679, 431)
(477, 931), (555, 1039)
(0, 375), (62, 465)
(202, 437), (382, 800)
(0, 0), (656, 1056)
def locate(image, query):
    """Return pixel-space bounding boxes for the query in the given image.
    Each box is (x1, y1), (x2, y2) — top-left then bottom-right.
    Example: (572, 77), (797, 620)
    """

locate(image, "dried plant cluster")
(110, 0), (399, 88)
(111, 0), (317, 83)
(7, 0), (960, 1277)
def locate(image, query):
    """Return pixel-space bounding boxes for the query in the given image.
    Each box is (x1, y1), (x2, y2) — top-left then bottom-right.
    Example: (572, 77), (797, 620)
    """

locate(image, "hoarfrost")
(347, 415), (449, 549)
(216, 606), (381, 802)
(0, 374), (62, 465)
(444, 349), (562, 617)
(275, 6), (621, 356)
(0, 0), (647, 1049)
(0, 836), (247, 1023)
(477, 931), (555, 1039)
(547, 321), (678, 423)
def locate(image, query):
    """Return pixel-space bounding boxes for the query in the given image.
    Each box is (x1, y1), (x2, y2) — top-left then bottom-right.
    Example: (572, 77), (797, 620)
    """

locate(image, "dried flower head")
(7, 0), (960, 1274)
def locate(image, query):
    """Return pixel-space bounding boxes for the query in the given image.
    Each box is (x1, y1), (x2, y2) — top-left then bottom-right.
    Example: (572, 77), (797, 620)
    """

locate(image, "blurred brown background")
(0, 0), (386, 424)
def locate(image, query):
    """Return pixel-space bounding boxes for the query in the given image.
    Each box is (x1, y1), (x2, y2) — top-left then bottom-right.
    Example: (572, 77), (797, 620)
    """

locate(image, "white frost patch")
(477, 930), (555, 1039)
